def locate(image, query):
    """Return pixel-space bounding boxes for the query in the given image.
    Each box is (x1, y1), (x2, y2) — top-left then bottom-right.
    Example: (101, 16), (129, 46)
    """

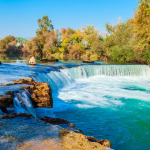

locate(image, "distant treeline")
(0, 0), (149, 64)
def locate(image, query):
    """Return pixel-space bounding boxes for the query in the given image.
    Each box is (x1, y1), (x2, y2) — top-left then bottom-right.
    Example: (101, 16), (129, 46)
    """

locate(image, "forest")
(0, 0), (149, 64)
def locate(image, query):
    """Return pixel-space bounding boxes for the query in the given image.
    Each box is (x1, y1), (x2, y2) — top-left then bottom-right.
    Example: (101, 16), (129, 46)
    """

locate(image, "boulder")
(59, 128), (108, 150)
(97, 140), (111, 148)
(29, 56), (36, 65)
(0, 95), (13, 108)
(0, 105), (8, 113)
(28, 82), (53, 108)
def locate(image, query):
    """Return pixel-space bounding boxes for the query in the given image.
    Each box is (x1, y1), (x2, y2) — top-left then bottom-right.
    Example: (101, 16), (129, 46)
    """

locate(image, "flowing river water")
(0, 55), (150, 150)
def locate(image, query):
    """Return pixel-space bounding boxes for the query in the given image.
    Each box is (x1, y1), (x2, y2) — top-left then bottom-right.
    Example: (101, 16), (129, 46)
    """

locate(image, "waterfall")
(13, 90), (37, 118)
(65, 66), (87, 79)
(66, 65), (150, 79)
(83, 65), (150, 77)
(32, 64), (150, 93)
(32, 70), (74, 92)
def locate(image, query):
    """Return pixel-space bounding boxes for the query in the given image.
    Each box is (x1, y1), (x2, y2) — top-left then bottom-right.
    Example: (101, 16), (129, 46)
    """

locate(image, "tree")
(130, 0), (150, 55)
(0, 35), (16, 51)
(104, 21), (136, 62)
(36, 15), (54, 36)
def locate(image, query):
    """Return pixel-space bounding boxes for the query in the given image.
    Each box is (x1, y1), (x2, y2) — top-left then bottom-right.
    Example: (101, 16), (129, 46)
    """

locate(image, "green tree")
(36, 15), (54, 36)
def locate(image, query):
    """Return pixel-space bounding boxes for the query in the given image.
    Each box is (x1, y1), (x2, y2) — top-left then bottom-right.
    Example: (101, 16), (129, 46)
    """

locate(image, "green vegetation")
(15, 37), (28, 43)
(0, 0), (150, 64)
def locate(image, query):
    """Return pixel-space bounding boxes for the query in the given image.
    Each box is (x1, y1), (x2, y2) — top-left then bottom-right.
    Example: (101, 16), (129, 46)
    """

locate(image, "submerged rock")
(0, 105), (8, 113)
(41, 116), (70, 124)
(0, 113), (33, 119)
(29, 56), (36, 65)
(59, 128), (108, 150)
(0, 95), (13, 108)
(40, 58), (58, 62)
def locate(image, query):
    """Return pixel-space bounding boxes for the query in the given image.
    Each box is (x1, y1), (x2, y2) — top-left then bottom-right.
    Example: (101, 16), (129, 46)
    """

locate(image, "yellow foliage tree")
(131, 0), (150, 54)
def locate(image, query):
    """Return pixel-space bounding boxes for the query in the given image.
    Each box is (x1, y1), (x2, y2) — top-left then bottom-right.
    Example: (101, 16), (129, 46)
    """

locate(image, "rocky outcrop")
(29, 56), (36, 65)
(59, 128), (109, 150)
(1, 78), (53, 108)
(13, 78), (53, 108)
(0, 95), (13, 108)
(97, 140), (111, 148)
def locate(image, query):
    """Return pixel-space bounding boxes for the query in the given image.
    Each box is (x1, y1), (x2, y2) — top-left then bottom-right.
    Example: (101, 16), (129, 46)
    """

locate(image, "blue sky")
(0, 0), (138, 39)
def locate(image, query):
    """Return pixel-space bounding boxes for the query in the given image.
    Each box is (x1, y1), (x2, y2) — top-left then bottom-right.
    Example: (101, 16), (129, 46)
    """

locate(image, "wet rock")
(59, 128), (108, 150)
(60, 66), (67, 69)
(29, 56), (36, 65)
(0, 61), (1, 64)
(97, 140), (111, 148)
(0, 95), (13, 108)
(0, 105), (8, 113)
(40, 58), (58, 62)
(28, 82), (53, 108)
(83, 60), (94, 63)
(5, 83), (14, 86)
(13, 78), (34, 85)
(41, 116), (70, 124)
(0, 113), (33, 119)
(69, 123), (75, 127)
(87, 136), (97, 142)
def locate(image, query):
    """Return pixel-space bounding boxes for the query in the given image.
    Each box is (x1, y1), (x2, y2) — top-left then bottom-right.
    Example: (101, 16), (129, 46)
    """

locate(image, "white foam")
(56, 75), (150, 109)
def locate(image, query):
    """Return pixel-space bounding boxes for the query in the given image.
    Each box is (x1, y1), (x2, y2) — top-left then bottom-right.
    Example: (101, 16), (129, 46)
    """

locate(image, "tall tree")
(36, 15), (54, 36)
(130, 0), (150, 55)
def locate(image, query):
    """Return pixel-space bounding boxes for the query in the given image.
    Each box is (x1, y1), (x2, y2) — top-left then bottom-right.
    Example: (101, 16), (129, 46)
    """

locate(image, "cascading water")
(32, 70), (74, 92)
(31, 64), (150, 94)
(13, 90), (37, 118)
(66, 65), (150, 79)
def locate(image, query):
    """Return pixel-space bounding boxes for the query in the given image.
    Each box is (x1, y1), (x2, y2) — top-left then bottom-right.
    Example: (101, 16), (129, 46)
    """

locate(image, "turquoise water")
(52, 76), (150, 150)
